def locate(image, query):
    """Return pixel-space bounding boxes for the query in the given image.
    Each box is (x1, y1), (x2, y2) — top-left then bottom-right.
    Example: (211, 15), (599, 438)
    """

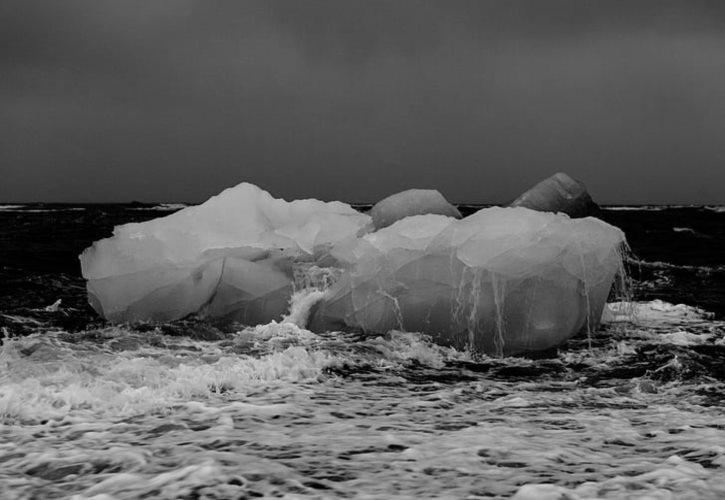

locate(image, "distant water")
(1, 203), (725, 499)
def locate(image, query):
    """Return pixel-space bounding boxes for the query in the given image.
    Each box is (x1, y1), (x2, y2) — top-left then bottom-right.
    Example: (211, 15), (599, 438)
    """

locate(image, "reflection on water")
(1, 301), (724, 499)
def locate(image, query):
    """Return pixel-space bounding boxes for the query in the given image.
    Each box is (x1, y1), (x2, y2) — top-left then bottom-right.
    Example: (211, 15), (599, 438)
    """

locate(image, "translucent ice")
(81, 181), (626, 356)
(311, 207), (625, 355)
(369, 188), (461, 230)
(510, 172), (600, 218)
(80, 183), (371, 322)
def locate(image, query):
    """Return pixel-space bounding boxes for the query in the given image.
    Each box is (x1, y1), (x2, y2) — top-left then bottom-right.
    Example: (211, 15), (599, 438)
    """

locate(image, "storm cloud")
(2, 1), (725, 203)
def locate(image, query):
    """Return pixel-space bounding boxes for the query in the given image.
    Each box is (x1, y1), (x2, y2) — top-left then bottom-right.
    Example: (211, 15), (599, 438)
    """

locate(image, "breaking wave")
(604, 205), (672, 211)
(1, 296), (725, 498)
(128, 203), (188, 211)
(627, 257), (725, 274)
(704, 206), (725, 213)
(0, 204), (24, 211)
(0, 205), (86, 213)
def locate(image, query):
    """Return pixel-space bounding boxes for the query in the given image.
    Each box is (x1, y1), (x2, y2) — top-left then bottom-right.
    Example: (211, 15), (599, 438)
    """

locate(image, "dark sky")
(2, 1), (725, 204)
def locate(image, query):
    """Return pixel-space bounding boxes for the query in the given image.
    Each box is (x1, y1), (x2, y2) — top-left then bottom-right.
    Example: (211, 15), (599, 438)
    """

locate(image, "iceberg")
(311, 207), (625, 355)
(80, 183), (371, 322)
(80, 178), (626, 356)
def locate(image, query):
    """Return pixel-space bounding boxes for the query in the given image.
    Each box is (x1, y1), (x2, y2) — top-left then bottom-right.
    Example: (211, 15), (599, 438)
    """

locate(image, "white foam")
(128, 203), (188, 211)
(0, 332), (330, 424)
(604, 204), (702, 211)
(0, 205), (86, 212)
(362, 330), (471, 369)
(602, 300), (714, 324)
(0, 204), (24, 211)
(659, 331), (713, 345)
(672, 227), (712, 239)
(1, 322), (725, 499)
(704, 205), (725, 213)
(604, 205), (665, 211)
(42, 299), (62, 312)
(515, 455), (717, 500)
(627, 257), (725, 273)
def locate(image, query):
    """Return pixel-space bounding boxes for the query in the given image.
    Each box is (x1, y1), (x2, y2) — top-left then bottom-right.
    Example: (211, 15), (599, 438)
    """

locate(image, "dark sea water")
(1, 203), (725, 499)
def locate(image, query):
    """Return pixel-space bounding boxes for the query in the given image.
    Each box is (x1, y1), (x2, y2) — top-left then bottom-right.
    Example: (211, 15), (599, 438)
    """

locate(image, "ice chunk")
(370, 188), (461, 230)
(80, 183), (371, 322)
(81, 180), (626, 356)
(509, 172), (600, 218)
(310, 207), (625, 356)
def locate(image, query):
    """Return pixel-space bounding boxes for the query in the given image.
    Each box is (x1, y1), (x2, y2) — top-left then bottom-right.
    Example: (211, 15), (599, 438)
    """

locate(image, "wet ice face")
(80, 182), (625, 356)
(509, 172), (600, 218)
(79, 182), (371, 323)
(315, 207), (626, 355)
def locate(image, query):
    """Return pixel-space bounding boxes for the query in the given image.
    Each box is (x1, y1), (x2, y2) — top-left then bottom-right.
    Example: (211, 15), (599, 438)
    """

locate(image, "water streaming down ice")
(80, 182), (626, 356)
(313, 208), (625, 355)
(80, 183), (371, 323)
(0, 204), (24, 211)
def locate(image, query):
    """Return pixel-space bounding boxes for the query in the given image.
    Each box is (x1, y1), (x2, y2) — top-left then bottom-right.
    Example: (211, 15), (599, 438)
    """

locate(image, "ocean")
(1, 203), (724, 499)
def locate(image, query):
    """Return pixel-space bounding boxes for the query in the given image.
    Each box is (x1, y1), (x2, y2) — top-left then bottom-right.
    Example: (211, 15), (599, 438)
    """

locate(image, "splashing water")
(1, 290), (725, 499)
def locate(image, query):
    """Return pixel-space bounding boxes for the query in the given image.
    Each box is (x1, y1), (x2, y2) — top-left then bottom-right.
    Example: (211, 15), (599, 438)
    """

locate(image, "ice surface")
(81, 182), (625, 355)
(312, 207), (625, 355)
(80, 183), (371, 322)
(369, 188), (461, 230)
(510, 172), (600, 218)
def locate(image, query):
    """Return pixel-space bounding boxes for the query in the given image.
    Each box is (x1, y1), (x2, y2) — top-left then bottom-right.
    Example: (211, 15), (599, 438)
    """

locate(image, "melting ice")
(80, 181), (625, 356)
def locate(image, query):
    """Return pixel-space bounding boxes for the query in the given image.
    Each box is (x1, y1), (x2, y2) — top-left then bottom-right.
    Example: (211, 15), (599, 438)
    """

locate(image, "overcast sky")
(2, 1), (725, 204)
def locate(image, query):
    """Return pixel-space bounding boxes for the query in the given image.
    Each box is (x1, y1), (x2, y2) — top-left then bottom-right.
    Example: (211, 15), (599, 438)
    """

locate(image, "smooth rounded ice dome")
(509, 172), (600, 218)
(370, 188), (461, 230)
